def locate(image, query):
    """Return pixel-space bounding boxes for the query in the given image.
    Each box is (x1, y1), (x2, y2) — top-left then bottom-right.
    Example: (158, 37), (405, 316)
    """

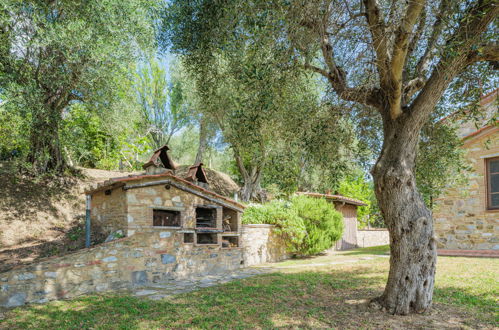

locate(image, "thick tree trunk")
(371, 115), (436, 315)
(239, 175), (264, 202)
(27, 106), (66, 174)
(233, 147), (266, 202)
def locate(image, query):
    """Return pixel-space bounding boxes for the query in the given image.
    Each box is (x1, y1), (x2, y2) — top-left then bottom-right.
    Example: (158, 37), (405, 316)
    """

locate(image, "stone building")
(0, 147), (389, 307)
(433, 89), (498, 250)
(87, 145), (244, 249)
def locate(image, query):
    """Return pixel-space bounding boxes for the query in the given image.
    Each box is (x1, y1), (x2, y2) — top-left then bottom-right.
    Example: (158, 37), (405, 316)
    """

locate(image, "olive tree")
(162, 0), (497, 314)
(0, 0), (159, 173)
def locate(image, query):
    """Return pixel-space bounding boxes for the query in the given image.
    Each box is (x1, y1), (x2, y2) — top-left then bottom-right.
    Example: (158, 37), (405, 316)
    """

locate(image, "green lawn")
(1, 246), (497, 329)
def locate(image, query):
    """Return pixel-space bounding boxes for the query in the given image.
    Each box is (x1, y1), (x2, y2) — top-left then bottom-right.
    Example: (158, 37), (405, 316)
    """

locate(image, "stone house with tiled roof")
(434, 89), (498, 250)
(86, 146), (244, 249)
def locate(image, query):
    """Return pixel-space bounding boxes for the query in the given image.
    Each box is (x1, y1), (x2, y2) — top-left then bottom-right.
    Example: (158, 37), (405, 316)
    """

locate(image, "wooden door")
(334, 204), (358, 250)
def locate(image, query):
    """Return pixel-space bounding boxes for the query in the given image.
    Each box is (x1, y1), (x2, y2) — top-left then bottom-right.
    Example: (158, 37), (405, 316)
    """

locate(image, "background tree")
(162, 0), (498, 314)
(0, 0), (159, 173)
(416, 115), (470, 208)
(60, 73), (150, 170)
(134, 58), (193, 150)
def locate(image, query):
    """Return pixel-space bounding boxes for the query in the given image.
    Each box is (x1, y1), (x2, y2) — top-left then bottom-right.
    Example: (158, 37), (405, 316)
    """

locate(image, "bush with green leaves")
(291, 195), (344, 255)
(242, 196), (344, 256)
(242, 201), (306, 251)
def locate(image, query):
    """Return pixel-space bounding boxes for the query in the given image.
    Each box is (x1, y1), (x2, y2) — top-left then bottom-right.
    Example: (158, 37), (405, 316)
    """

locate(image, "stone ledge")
(437, 249), (499, 258)
(242, 224), (275, 228)
(358, 229), (388, 232)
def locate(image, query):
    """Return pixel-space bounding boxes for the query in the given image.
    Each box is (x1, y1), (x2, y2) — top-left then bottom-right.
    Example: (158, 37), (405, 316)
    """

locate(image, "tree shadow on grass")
(1, 268), (493, 329)
(433, 286), (499, 319)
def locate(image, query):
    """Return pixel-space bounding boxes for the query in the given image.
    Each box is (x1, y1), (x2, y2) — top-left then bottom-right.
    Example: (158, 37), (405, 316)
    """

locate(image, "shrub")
(242, 201), (306, 250)
(242, 196), (344, 256)
(291, 195), (344, 255)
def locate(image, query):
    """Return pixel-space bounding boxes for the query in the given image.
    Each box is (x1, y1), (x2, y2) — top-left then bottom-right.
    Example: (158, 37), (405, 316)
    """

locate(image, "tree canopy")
(0, 0), (160, 173)
(161, 0), (498, 315)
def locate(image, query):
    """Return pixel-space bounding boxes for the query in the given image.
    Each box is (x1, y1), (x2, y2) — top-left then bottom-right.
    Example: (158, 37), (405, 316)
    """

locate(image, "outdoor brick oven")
(87, 145), (244, 252)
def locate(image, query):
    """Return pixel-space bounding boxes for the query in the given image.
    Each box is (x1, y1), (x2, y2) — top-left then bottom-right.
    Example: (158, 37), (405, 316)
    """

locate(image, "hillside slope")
(0, 162), (239, 272)
(0, 163), (141, 271)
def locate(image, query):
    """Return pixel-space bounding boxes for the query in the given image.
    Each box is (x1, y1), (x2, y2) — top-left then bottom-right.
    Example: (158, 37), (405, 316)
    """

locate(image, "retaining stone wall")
(241, 224), (290, 266)
(0, 230), (243, 308)
(357, 229), (390, 248)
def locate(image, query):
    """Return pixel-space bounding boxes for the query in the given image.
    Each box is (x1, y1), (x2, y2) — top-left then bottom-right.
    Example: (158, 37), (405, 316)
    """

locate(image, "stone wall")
(241, 224), (290, 266)
(0, 230), (243, 308)
(433, 130), (499, 250)
(357, 229), (390, 248)
(91, 187), (127, 235)
(91, 177), (242, 245)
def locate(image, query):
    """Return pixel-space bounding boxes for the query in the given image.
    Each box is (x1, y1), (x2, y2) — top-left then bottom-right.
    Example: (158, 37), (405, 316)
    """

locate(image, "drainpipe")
(85, 194), (91, 248)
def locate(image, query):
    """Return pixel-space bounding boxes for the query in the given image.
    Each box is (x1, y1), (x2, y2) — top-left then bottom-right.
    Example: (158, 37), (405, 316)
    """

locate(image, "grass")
(275, 244), (390, 267)
(1, 246), (497, 329)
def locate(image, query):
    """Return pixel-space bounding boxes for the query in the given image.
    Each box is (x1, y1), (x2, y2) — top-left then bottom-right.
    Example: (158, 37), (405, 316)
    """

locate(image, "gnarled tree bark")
(371, 113), (436, 314)
(234, 147), (265, 202)
(27, 105), (66, 173)
(304, 0), (498, 315)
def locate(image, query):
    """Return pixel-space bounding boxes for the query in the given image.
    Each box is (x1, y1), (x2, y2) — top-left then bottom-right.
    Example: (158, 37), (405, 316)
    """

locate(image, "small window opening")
(197, 233), (217, 244)
(183, 233), (194, 243)
(222, 208), (238, 232)
(196, 207), (216, 228)
(153, 209), (180, 227)
(222, 236), (239, 248)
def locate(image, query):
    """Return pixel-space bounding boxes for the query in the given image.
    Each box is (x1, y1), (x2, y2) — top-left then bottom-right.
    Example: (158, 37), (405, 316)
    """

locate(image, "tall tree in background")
(194, 114), (217, 164)
(163, 0), (498, 314)
(0, 0), (159, 173)
(134, 58), (193, 150)
(192, 52), (320, 201)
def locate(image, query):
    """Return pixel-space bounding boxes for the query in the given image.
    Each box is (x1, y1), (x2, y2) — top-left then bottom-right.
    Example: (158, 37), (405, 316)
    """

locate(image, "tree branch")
(415, 0), (450, 76)
(304, 63), (381, 108)
(363, 0), (389, 84)
(388, 0), (425, 119)
(410, 0), (499, 127)
(403, 6), (427, 81)
(468, 44), (499, 63)
(402, 77), (425, 105)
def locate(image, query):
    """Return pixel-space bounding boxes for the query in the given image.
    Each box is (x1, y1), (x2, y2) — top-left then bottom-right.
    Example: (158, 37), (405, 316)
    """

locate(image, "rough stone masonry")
(0, 231), (243, 307)
(0, 224), (292, 308)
